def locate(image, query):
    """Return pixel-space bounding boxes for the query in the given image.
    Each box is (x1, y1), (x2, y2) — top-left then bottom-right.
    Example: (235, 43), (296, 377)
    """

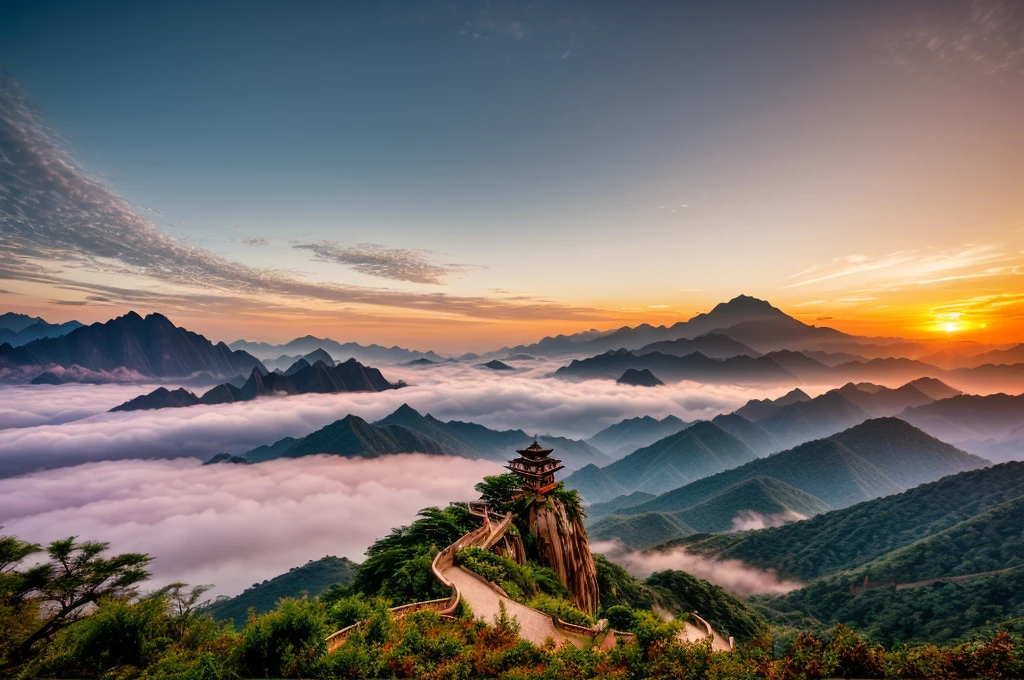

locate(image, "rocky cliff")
(521, 495), (600, 615)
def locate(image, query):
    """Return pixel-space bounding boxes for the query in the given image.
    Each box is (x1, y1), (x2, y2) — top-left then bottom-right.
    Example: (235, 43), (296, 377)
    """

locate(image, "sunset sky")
(1, 0), (1023, 351)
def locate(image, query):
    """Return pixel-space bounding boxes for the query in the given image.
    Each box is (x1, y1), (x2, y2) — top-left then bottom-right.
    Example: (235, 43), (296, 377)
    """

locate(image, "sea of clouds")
(1, 362), (803, 600)
(0, 455), (504, 599)
(0, 362), (790, 478)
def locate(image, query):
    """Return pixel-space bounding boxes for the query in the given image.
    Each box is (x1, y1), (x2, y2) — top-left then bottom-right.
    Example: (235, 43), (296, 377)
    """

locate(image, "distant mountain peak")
(393, 402), (424, 417)
(617, 368), (664, 387)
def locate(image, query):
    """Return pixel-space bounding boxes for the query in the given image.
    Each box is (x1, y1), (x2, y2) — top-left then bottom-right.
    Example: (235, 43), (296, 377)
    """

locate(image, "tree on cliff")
(1, 535), (151, 669)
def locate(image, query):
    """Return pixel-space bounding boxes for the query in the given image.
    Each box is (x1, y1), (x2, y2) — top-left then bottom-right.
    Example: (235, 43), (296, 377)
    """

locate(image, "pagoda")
(506, 437), (564, 495)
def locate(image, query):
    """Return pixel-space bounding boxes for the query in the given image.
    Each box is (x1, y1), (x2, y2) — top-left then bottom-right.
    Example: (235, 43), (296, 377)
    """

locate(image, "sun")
(943, 322), (961, 334)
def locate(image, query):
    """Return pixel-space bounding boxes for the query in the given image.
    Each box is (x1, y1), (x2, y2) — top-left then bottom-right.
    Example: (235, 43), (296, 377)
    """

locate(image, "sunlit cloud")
(295, 241), (476, 285)
(785, 245), (1019, 290)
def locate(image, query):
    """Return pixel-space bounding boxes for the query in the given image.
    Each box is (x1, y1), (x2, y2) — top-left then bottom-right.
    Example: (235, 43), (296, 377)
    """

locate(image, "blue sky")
(1, 1), (1022, 349)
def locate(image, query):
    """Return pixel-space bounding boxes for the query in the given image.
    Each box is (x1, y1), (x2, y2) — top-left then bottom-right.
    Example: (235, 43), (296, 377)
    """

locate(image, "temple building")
(505, 438), (564, 495)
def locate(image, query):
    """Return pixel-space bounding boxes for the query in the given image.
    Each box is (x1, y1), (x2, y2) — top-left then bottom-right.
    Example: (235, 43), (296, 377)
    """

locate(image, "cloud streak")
(0, 455), (503, 599)
(295, 241), (475, 285)
(785, 245), (1021, 291)
(593, 539), (801, 597)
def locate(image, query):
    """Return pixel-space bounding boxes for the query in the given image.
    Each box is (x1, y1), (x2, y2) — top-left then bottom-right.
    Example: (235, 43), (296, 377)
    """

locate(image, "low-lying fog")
(0, 363), (783, 477)
(0, 454), (504, 599)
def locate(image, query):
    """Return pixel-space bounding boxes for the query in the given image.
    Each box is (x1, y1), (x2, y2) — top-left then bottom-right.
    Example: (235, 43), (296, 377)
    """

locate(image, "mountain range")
(585, 418), (990, 550)
(554, 339), (1024, 393)
(729, 378), (963, 450)
(112, 358), (396, 411)
(499, 296), (925, 359)
(590, 476), (832, 550)
(899, 393), (1024, 463)
(0, 312), (264, 380)
(229, 335), (444, 365)
(565, 420), (761, 503)
(374, 403), (610, 470)
(555, 349), (799, 384)
(0, 312), (84, 346)
(263, 348), (337, 372)
(212, 403), (610, 469)
(665, 462), (1024, 645)
(585, 415), (692, 459)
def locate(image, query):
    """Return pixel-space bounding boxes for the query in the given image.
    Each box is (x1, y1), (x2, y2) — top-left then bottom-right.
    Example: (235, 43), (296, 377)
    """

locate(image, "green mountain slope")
(622, 418), (987, 518)
(207, 556), (358, 628)
(567, 421), (757, 502)
(377, 405), (611, 470)
(647, 570), (769, 642)
(756, 567), (1024, 646)
(711, 413), (781, 455)
(590, 512), (695, 550)
(586, 415), (691, 459)
(668, 461), (1024, 582)
(757, 391), (869, 448)
(589, 477), (830, 550)
(282, 415), (445, 458)
(675, 476), (831, 533)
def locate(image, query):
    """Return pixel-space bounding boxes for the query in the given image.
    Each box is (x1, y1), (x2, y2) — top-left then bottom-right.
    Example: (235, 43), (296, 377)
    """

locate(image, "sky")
(1, 0), (1023, 352)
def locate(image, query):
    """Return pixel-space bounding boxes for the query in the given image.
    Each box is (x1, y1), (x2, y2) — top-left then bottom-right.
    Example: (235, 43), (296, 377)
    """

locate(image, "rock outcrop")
(521, 495), (600, 615)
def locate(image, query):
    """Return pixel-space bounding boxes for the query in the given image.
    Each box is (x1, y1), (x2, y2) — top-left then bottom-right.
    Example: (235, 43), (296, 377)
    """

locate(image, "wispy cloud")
(0, 81), (599, 322)
(785, 245), (1018, 290)
(239, 237), (272, 247)
(882, 0), (1024, 78)
(295, 241), (475, 285)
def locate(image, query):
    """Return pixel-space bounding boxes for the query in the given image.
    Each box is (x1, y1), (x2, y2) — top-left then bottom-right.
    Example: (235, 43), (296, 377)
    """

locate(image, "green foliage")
(0, 534), (152, 669)
(18, 587), (238, 679)
(3, 525), (1024, 678)
(671, 461), (1024, 582)
(593, 552), (658, 611)
(454, 546), (568, 603)
(646, 569), (769, 642)
(526, 593), (594, 626)
(605, 604), (642, 632)
(326, 593), (392, 631)
(352, 503), (476, 602)
(474, 473), (521, 511)
(206, 555), (357, 629)
(233, 597), (330, 678)
(509, 482), (587, 525)
(757, 566), (1024, 647)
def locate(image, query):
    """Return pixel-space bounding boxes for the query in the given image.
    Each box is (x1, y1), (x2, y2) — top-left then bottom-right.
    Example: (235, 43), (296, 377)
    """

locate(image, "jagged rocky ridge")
(111, 358), (396, 412)
(0, 311), (264, 379)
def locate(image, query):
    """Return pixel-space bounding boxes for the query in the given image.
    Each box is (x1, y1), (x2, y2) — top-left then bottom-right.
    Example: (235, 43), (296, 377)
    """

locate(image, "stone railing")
(551, 616), (600, 638)
(688, 611), (734, 651)
(326, 504), (503, 652)
(325, 504), (735, 654)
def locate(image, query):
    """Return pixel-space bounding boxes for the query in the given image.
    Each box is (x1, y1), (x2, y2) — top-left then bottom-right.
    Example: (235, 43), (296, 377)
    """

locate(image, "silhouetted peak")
(392, 403), (424, 418)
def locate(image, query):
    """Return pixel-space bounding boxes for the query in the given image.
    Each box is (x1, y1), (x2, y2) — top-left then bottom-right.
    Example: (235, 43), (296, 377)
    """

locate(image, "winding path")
(326, 501), (731, 652)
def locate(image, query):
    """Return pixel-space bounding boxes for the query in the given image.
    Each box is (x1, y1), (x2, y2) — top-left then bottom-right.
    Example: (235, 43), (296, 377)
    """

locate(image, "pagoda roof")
(504, 464), (563, 478)
(516, 438), (554, 457)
